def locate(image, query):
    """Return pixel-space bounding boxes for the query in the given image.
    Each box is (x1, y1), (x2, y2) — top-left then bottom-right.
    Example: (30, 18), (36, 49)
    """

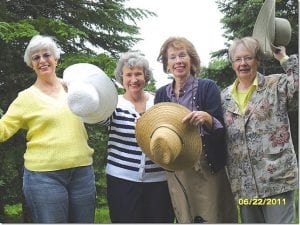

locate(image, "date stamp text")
(238, 198), (286, 206)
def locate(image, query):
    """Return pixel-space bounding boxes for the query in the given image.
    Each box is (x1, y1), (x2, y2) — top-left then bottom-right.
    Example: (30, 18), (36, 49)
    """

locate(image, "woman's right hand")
(182, 111), (213, 129)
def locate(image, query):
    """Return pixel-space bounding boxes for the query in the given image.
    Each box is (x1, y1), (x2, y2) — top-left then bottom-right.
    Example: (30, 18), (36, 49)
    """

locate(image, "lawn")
(3, 190), (299, 223)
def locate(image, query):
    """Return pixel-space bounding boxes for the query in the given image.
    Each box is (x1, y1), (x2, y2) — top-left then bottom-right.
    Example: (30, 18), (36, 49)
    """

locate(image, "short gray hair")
(24, 35), (61, 68)
(228, 37), (263, 63)
(114, 50), (153, 85)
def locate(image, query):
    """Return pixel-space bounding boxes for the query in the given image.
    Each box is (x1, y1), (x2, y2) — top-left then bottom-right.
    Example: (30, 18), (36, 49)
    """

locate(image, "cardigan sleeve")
(0, 94), (26, 142)
(197, 79), (224, 125)
(154, 85), (169, 104)
(197, 79), (227, 173)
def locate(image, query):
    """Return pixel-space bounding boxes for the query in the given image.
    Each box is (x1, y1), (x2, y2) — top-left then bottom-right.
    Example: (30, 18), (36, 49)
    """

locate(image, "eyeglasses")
(232, 56), (255, 64)
(168, 53), (189, 62)
(31, 52), (52, 63)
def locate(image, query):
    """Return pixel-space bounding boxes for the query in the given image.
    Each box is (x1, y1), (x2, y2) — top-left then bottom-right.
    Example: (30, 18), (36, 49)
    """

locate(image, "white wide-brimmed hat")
(252, 0), (291, 57)
(63, 63), (118, 124)
(135, 102), (202, 171)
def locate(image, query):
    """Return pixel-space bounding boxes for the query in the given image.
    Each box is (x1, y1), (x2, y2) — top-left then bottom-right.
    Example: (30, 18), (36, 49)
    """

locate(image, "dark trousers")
(106, 174), (175, 223)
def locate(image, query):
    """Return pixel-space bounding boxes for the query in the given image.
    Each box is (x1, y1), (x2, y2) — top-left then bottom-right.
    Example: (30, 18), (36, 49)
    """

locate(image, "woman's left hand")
(182, 111), (213, 128)
(273, 46), (287, 61)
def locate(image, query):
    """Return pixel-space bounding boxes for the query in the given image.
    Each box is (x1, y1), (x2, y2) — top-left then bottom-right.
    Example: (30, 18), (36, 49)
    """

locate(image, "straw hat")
(63, 63), (118, 124)
(135, 102), (202, 171)
(252, 0), (291, 57)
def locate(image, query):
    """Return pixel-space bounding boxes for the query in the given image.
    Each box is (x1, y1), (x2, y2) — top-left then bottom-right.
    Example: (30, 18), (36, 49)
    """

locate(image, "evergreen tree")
(0, 0), (155, 222)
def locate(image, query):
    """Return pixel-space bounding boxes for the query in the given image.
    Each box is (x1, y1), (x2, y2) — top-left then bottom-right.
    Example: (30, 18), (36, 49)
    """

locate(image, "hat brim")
(252, 0), (275, 57)
(136, 102), (202, 171)
(63, 63), (118, 124)
(253, 0), (291, 57)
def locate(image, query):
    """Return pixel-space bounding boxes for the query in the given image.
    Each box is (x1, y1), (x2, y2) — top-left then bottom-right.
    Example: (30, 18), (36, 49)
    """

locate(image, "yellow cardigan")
(0, 86), (94, 171)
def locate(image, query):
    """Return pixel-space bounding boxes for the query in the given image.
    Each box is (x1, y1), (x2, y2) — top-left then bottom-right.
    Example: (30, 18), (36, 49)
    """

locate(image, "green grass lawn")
(3, 204), (112, 223)
(3, 190), (299, 223)
(95, 206), (111, 223)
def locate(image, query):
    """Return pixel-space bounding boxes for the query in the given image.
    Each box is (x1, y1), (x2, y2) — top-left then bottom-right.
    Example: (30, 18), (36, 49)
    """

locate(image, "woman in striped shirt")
(100, 51), (174, 223)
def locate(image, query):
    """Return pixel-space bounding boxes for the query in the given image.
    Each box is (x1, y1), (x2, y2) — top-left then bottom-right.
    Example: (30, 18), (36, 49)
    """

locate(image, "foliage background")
(0, 0), (298, 223)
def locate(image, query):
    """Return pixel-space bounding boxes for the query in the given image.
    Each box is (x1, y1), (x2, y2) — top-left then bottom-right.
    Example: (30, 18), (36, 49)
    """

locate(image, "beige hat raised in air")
(135, 102), (202, 171)
(252, 0), (291, 57)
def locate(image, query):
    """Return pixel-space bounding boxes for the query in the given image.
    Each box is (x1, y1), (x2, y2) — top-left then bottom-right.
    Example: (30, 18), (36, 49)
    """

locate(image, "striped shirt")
(102, 92), (166, 182)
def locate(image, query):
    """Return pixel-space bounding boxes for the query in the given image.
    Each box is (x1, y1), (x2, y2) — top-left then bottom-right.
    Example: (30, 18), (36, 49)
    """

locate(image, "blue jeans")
(23, 165), (96, 223)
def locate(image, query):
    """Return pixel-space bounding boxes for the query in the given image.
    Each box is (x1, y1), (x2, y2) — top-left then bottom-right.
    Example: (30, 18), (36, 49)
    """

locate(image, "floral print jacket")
(221, 55), (299, 201)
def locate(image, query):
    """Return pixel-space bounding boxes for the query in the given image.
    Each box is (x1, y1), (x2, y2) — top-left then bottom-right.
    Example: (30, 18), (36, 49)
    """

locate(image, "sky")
(125, 0), (226, 88)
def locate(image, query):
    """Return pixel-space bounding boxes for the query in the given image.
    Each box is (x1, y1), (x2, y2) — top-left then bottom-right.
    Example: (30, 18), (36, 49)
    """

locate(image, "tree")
(0, 0), (156, 222)
(0, 0), (156, 104)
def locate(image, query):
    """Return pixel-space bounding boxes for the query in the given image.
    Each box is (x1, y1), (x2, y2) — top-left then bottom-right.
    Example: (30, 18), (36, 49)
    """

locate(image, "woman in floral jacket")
(221, 37), (298, 223)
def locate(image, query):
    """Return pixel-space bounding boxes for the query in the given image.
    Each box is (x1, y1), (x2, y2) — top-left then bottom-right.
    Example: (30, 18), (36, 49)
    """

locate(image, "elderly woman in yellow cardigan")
(0, 35), (96, 223)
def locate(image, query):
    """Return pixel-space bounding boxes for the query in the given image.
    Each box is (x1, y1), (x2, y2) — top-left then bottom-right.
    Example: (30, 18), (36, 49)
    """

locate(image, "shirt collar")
(231, 75), (258, 95)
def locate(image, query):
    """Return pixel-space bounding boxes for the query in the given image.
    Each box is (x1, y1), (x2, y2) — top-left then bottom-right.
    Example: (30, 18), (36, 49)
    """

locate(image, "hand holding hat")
(135, 102), (202, 171)
(63, 63), (118, 124)
(252, 0), (292, 57)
